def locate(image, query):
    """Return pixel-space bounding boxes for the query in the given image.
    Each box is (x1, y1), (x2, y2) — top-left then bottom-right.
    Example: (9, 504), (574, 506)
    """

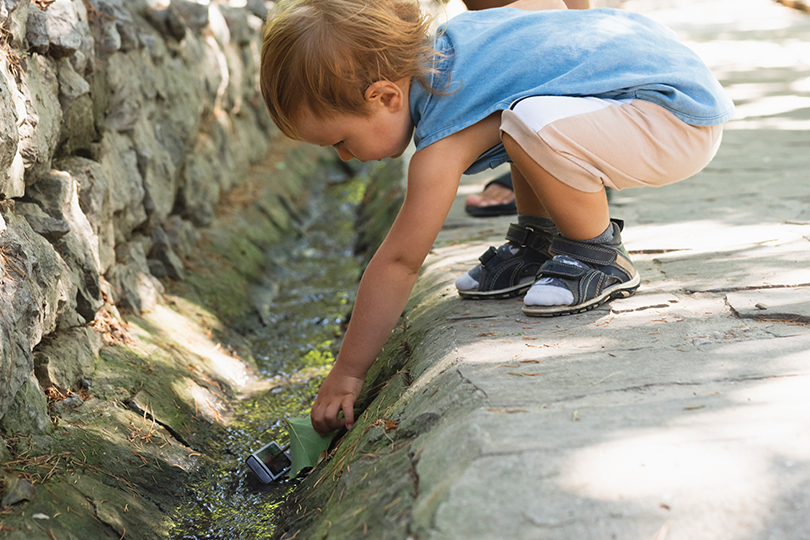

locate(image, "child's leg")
(501, 96), (722, 316)
(509, 157), (608, 240)
(455, 163), (557, 299)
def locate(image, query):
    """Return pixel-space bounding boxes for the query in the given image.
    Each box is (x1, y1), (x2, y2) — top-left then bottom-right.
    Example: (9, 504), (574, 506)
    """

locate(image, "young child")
(260, 0), (734, 435)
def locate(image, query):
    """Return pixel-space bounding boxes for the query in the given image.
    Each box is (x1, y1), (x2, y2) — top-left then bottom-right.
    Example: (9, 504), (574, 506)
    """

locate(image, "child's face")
(295, 80), (414, 163)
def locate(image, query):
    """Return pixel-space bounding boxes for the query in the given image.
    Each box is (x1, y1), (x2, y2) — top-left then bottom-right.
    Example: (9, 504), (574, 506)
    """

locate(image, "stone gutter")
(0, 0), (353, 536)
(0, 140), (334, 539)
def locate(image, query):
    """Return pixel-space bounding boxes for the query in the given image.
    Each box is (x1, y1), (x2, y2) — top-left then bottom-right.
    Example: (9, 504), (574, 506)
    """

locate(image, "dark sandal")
(522, 219), (640, 316)
(457, 223), (553, 299)
(465, 173), (517, 218)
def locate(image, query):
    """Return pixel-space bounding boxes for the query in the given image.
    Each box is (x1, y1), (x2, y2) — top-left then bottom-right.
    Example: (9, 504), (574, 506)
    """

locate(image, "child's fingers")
(311, 407), (328, 436)
(341, 397), (355, 430)
(312, 401), (347, 436)
(311, 402), (334, 436)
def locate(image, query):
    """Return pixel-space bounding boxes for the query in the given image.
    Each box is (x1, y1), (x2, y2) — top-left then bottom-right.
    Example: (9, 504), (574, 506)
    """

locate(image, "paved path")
(417, 1), (810, 538)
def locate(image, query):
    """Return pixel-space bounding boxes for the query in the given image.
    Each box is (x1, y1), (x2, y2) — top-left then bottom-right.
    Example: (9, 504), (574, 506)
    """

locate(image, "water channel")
(171, 162), (387, 539)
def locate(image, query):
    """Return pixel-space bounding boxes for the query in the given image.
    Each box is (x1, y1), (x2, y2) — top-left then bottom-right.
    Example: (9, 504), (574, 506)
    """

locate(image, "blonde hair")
(260, 0), (436, 139)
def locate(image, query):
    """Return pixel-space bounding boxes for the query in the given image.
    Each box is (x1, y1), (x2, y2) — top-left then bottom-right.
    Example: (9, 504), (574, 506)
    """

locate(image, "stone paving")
(415, 1), (810, 538)
(274, 2), (810, 539)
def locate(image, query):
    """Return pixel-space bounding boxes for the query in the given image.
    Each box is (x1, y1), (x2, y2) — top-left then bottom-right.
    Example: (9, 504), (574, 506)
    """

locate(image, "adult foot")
(464, 173), (517, 217)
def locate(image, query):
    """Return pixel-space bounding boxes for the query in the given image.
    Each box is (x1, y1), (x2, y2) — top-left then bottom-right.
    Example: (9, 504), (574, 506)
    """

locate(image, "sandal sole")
(458, 278), (535, 300)
(464, 202), (518, 218)
(521, 272), (641, 317)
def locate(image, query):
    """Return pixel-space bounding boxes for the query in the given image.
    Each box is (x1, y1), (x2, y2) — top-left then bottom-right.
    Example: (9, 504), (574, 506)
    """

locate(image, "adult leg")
(462, 0), (591, 216)
(463, 0), (590, 9)
(464, 173), (517, 217)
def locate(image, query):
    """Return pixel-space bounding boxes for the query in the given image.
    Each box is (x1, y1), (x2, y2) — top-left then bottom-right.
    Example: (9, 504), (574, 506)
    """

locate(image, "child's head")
(260, 0), (434, 139)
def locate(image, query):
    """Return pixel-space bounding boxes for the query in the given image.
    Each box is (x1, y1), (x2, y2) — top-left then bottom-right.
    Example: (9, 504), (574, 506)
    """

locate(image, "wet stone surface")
(170, 168), (369, 539)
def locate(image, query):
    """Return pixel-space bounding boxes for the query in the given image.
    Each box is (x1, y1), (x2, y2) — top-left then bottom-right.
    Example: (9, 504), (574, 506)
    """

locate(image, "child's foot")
(522, 219), (640, 316)
(456, 222), (554, 299)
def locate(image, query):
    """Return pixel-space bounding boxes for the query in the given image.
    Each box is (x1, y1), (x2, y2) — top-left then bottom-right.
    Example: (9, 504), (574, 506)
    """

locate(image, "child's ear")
(365, 80), (404, 112)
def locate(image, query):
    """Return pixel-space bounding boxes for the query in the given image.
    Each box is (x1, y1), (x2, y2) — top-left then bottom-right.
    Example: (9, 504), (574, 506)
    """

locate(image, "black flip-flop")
(464, 173), (517, 218)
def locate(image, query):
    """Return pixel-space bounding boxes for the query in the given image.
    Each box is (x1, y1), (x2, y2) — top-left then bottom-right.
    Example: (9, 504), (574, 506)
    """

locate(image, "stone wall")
(0, 0), (275, 426)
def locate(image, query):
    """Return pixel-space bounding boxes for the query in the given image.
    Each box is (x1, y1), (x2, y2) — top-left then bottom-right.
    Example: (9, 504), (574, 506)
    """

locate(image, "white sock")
(523, 255), (587, 306)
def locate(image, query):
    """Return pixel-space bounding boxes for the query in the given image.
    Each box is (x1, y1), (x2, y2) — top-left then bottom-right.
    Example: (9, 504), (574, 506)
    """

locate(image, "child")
(260, 0), (734, 435)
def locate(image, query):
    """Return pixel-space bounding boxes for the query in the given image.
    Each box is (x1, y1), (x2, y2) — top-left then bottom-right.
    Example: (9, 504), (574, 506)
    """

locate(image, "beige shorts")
(500, 96), (723, 193)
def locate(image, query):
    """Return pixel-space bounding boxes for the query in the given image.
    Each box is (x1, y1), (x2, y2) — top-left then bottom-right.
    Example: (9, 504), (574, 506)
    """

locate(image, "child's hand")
(311, 366), (366, 436)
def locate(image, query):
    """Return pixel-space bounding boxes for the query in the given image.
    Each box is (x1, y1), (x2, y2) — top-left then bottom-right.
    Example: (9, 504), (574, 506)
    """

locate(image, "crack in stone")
(728, 305), (810, 325)
(445, 314), (501, 321)
(610, 303), (673, 314)
(523, 373), (807, 407)
(688, 282), (810, 294)
(125, 399), (195, 450)
(404, 448), (421, 540)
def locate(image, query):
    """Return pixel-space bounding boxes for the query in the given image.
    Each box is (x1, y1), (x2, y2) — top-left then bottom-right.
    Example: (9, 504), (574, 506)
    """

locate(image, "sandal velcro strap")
(536, 260), (588, 279)
(478, 246), (500, 266)
(459, 224), (555, 300)
(550, 236), (618, 266)
(506, 223), (552, 251)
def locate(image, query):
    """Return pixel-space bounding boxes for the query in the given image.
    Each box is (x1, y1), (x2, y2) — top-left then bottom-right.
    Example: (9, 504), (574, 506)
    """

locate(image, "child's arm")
(311, 115), (502, 436)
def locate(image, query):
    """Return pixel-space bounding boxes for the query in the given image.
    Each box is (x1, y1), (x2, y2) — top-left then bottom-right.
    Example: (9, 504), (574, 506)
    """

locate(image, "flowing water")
(171, 165), (371, 539)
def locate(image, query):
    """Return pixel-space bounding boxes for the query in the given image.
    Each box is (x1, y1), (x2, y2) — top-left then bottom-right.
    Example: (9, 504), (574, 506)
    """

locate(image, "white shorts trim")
(509, 96), (633, 132)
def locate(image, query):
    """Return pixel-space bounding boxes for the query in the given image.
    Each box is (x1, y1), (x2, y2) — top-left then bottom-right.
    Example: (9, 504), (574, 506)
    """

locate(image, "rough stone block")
(171, 0), (208, 33)
(219, 5), (252, 46)
(0, 372), (53, 435)
(25, 4), (49, 54)
(98, 0), (140, 52)
(46, 0), (82, 58)
(103, 51), (143, 132)
(58, 93), (96, 155)
(156, 51), (203, 149)
(0, 63), (21, 196)
(56, 157), (115, 273)
(133, 114), (179, 221)
(162, 215), (199, 260)
(33, 326), (102, 391)
(99, 131), (147, 241)
(26, 169), (104, 321)
(178, 135), (219, 227)
(144, 6), (187, 42)
(107, 241), (164, 313)
(18, 53), (61, 185)
(0, 436), (9, 463)
(56, 56), (90, 106)
(15, 201), (71, 242)
(149, 225), (185, 280)
(0, 208), (81, 418)
(244, 0), (266, 20)
(3, 0), (29, 48)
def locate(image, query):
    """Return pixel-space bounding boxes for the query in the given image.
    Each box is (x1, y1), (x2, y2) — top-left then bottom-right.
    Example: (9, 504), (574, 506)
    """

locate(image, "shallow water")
(171, 168), (367, 539)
